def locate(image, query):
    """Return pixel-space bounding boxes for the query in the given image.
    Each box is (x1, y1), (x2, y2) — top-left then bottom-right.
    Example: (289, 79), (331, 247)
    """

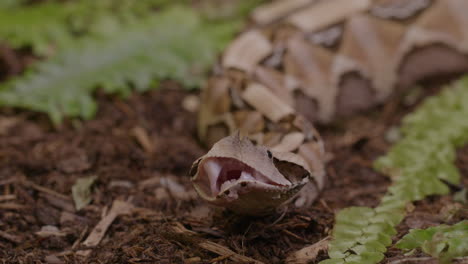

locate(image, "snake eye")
(267, 150), (272, 159)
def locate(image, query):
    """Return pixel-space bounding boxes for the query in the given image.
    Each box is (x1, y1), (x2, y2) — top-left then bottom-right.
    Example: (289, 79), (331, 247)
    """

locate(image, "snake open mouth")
(200, 157), (286, 197)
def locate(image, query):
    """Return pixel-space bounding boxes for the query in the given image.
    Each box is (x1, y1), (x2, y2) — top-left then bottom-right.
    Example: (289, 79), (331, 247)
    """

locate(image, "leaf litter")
(0, 77), (467, 263)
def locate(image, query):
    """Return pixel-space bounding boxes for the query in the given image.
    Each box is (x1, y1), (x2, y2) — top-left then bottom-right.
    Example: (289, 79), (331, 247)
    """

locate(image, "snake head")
(190, 133), (311, 215)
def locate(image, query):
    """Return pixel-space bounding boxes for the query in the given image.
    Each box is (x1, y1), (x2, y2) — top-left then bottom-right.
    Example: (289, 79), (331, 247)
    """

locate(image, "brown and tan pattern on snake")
(190, 0), (468, 215)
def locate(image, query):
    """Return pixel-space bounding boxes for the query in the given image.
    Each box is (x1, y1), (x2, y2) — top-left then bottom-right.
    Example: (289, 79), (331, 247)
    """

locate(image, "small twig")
(82, 200), (133, 247)
(21, 179), (71, 201)
(0, 178), (16, 186)
(319, 199), (332, 213)
(72, 226), (88, 250)
(0, 194), (16, 202)
(286, 236), (330, 264)
(132, 126), (154, 153)
(168, 222), (263, 264)
(198, 241), (264, 264)
(0, 203), (27, 210)
(209, 253), (234, 263)
(282, 229), (309, 243)
(0, 230), (22, 244)
(267, 207), (288, 227)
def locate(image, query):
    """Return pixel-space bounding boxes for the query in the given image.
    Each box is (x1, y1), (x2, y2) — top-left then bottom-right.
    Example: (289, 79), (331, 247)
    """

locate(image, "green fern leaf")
(321, 76), (468, 264)
(0, 0), (24, 9)
(396, 221), (468, 263)
(0, 6), (238, 123)
(0, 2), (76, 55)
(0, 0), (180, 55)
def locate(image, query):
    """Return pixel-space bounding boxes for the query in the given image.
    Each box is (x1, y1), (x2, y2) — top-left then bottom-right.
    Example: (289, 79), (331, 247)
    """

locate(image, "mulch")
(0, 46), (466, 264)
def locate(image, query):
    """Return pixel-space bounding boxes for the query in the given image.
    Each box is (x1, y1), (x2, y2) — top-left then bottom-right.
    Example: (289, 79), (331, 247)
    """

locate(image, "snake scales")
(189, 0), (468, 215)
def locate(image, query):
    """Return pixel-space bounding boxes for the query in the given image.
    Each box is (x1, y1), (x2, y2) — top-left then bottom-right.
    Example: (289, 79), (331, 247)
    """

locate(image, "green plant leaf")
(395, 221), (468, 263)
(72, 175), (97, 210)
(0, 6), (238, 123)
(0, 0), (25, 9)
(0, 0), (179, 55)
(0, 2), (77, 55)
(321, 76), (468, 264)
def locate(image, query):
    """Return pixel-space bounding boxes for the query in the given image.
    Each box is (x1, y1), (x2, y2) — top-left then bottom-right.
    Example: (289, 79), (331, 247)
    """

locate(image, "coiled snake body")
(189, 0), (468, 215)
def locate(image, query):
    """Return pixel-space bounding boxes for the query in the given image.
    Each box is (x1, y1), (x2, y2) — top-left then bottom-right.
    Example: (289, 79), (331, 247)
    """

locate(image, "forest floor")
(0, 48), (467, 264)
(0, 27), (468, 263)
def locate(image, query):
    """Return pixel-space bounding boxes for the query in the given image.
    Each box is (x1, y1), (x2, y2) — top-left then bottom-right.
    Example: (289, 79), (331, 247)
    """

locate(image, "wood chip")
(171, 222), (197, 235)
(199, 241), (264, 264)
(271, 132), (305, 152)
(132, 126), (154, 153)
(223, 30), (272, 73)
(21, 179), (71, 201)
(60, 211), (85, 225)
(75, 250), (92, 258)
(241, 82), (294, 122)
(159, 176), (195, 201)
(108, 180), (134, 189)
(44, 255), (65, 264)
(35, 225), (66, 238)
(286, 236), (330, 264)
(82, 200), (133, 247)
(0, 117), (19, 135)
(288, 0), (371, 32)
(188, 205), (212, 220)
(0, 230), (22, 244)
(0, 178), (16, 186)
(0, 194), (16, 202)
(209, 254), (232, 263)
(40, 193), (75, 212)
(0, 203), (27, 210)
(182, 94), (200, 113)
(185, 257), (201, 264)
(252, 0), (313, 25)
(154, 187), (170, 201)
(138, 175), (161, 190)
(169, 223), (261, 263)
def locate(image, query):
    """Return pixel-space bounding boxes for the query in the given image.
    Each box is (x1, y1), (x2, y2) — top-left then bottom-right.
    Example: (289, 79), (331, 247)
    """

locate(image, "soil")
(0, 49), (467, 263)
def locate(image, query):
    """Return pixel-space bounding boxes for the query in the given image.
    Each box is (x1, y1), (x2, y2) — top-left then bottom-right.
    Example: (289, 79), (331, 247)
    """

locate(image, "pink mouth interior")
(201, 157), (282, 196)
(218, 169), (242, 188)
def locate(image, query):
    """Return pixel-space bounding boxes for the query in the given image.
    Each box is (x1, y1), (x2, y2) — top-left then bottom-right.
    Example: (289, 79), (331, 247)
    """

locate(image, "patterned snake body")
(189, 0), (468, 215)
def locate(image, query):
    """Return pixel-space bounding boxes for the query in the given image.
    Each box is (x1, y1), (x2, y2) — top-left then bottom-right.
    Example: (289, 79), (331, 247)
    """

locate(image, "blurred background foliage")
(0, 0), (264, 123)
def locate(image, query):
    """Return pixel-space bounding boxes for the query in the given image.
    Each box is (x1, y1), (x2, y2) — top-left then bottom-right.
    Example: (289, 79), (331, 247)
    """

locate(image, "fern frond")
(321, 76), (468, 264)
(0, 6), (238, 124)
(396, 221), (468, 264)
(0, 2), (76, 55)
(0, 0), (25, 9)
(0, 0), (178, 55)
